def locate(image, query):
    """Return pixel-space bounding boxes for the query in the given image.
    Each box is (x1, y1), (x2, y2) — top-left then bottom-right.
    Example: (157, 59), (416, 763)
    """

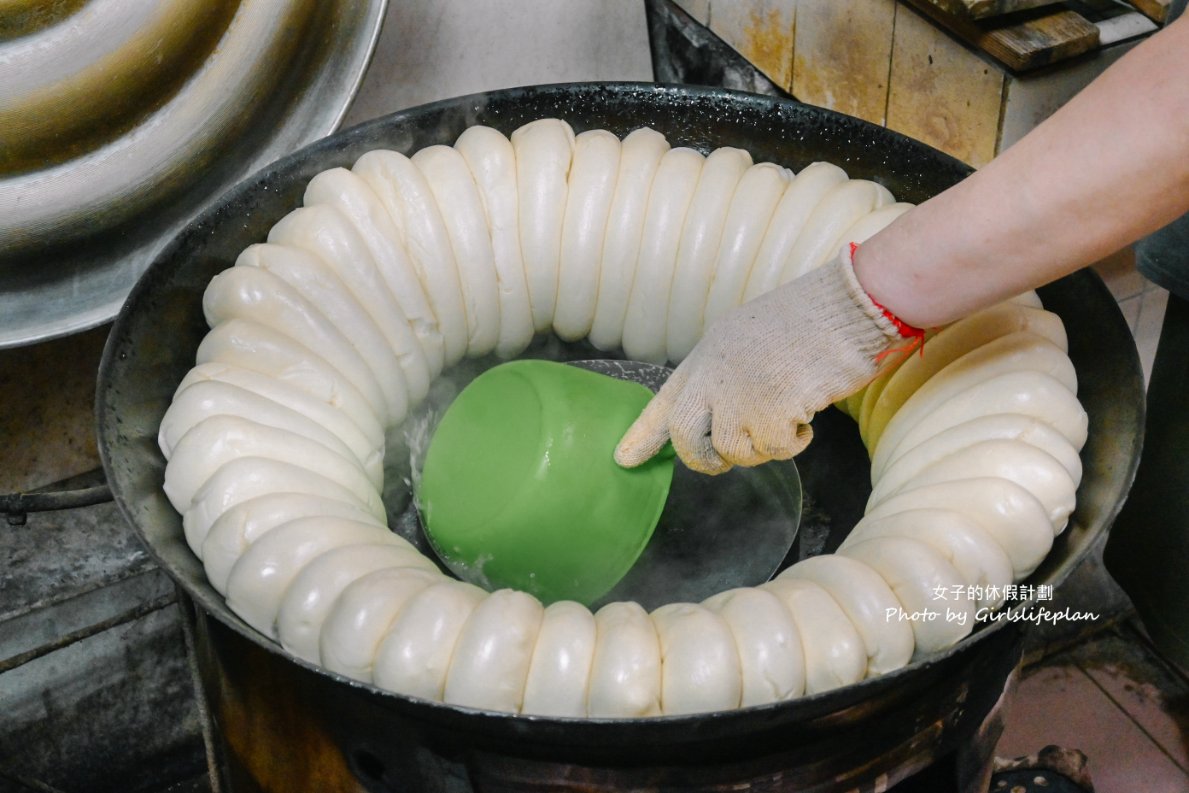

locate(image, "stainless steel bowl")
(0, 0), (387, 347)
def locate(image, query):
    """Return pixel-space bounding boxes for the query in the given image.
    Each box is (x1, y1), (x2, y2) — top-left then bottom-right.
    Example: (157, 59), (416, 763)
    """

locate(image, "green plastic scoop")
(417, 360), (676, 605)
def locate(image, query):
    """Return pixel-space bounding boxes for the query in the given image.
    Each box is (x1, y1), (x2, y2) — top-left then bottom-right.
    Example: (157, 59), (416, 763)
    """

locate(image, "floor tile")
(1135, 287), (1170, 387)
(1083, 663), (1189, 775)
(1093, 247), (1145, 302)
(1066, 628), (1189, 774)
(1117, 294), (1143, 336)
(996, 664), (1189, 793)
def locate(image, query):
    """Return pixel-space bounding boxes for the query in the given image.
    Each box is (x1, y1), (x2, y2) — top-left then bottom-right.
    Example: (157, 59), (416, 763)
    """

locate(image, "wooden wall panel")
(791, 0), (897, 125)
(691, 0), (1152, 167)
(708, 0), (797, 89)
(886, 7), (1004, 166)
(998, 38), (1139, 150)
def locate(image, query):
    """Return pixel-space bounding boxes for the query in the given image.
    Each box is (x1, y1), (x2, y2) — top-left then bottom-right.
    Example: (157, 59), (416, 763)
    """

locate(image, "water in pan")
(387, 336), (802, 611)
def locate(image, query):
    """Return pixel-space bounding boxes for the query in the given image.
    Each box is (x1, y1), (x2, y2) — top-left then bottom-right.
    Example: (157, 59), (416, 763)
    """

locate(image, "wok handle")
(1, 468), (113, 526)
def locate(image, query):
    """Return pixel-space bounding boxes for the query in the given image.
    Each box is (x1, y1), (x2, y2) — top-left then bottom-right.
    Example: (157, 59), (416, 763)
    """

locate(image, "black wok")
(97, 83), (1143, 792)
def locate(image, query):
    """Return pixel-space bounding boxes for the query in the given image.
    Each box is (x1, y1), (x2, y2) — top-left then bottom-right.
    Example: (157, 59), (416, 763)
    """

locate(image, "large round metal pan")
(97, 83), (1144, 785)
(0, 0), (387, 348)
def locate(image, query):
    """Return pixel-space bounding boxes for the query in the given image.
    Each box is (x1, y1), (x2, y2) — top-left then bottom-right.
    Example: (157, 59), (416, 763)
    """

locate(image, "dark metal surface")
(644, 0), (792, 99)
(1105, 291), (1189, 667)
(1, 596), (206, 793)
(1, 476), (112, 526)
(0, 463), (206, 791)
(96, 83), (1144, 790)
(194, 609), (1022, 793)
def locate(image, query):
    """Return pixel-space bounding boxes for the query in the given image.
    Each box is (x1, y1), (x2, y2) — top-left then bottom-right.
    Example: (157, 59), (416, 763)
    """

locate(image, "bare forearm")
(854, 15), (1189, 328)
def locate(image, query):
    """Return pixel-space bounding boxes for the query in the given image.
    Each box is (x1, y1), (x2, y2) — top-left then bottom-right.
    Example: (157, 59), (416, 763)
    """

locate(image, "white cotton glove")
(615, 249), (905, 474)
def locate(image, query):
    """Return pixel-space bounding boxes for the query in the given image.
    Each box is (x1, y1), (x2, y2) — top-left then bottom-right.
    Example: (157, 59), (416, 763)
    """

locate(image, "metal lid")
(0, 0), (388, 348)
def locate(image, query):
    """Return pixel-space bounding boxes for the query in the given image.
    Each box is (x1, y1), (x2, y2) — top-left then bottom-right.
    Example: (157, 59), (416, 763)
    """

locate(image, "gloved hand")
(615, 248), (912, 474)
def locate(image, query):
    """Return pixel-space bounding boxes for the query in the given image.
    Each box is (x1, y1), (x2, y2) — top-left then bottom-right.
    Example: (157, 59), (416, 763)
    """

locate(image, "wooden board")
(1129, 0), (1171, 22)
(986, 9), (1102, 66)
(912, 0), (1068, 20)
(911, 0), (1169, 25)
(904, 2), (1101, 71)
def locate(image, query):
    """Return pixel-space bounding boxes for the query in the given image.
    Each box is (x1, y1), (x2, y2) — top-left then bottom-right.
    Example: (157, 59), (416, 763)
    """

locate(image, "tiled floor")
(1092, 247), (1169, 387)
(993, 250), (1187, 793)
(996, 622), (1189, 792)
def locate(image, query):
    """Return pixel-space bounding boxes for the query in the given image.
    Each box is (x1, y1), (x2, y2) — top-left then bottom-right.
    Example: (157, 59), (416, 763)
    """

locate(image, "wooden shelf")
(678, 0), (1162, 167)
(920, 0), (1070, 19)
(915, 0), (1167, 20)
(905, 0), (1159, 71)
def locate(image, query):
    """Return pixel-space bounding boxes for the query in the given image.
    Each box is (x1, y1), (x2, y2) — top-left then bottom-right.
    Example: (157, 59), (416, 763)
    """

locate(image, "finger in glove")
(671, 403), (730, 475)
(750, 421), (814, 462)
(614, 372), (683, 468)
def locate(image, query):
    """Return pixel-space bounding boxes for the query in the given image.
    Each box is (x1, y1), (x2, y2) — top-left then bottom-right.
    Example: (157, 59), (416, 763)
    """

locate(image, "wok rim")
(96, 81), (1145, 739)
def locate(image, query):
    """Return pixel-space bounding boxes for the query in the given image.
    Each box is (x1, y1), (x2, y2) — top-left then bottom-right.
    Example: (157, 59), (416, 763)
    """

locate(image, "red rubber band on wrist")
(848, 242), (927, 360)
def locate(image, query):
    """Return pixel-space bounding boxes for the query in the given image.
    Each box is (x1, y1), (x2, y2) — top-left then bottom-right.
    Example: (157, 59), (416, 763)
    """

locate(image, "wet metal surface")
(569, 360), (802, 610)
(395, 356), (802, 612)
